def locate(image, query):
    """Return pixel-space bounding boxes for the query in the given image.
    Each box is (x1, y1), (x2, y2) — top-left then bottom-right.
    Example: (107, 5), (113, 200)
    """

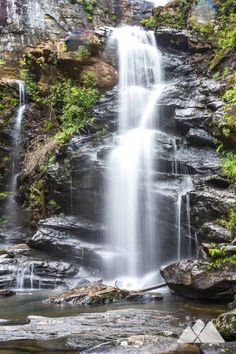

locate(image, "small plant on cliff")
(0, 192), (10, 200)
(218, 208), (236, 239)
(140, 17), (156, 29)
(0, 87), (18, 115)
(79, 0), (98, 22)
(208, 246), (236, 269)
(21, 68), (41, 103)
(222, 152), (236, 182)
(76, 46), (90, 61)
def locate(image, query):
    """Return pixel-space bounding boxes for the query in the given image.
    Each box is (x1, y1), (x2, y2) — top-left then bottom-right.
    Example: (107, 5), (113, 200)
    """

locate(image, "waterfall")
(152, 0), (171, 6)
(176, 176), (193, 260)
(7, 82), (26, 217)
(105, 26), (163, 285)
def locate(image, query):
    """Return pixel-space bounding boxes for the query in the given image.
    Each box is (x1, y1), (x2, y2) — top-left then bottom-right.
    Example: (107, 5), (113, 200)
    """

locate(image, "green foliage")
(43, 120), (55, 133)
(81, 72), (97, 89)
(221, 152), (236, 181)
(0, 192), (10, 200)
(21, 68), (41, 103)
(0, 217), (7, 226)
(208, 246), (236, 269)
(191, 21), (216, 42)
(0, 87), (18, 115)
(29, 179), (45, 209)
(140, 16), (156, 29)
(48, 199), (58, 208)
(44, 78), (98, 145)
(0, 59), (6, 68)
(218, 209), (236, 238)
(76, 46), (90, 61)
(0, 249), (7, 255)
(150, 0), (192, 29)
(79, 0), (98, 21)
(220, 84), (236, 131)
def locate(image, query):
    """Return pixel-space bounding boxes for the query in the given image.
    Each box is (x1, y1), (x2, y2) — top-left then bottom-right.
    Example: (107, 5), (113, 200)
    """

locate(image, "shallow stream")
(0, 289), (227, 353)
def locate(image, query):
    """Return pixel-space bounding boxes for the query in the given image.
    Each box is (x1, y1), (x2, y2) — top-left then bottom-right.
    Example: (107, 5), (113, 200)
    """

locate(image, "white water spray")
(105, 26), (163, 285)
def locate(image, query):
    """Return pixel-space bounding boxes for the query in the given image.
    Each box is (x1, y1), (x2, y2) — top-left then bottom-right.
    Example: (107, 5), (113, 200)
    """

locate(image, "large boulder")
(160, 259), (236, 299)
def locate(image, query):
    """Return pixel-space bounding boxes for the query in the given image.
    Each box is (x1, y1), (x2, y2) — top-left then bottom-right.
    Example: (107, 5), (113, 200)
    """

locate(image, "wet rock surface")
(161, 260), (236, 299)
(47, 283), (129, 305)
(0, 308), (181, 344)
(0, 241), (101, 289)
(27, 216), (106, 269)
(198, 222), (231, 244)
(0, 307), (235, 353)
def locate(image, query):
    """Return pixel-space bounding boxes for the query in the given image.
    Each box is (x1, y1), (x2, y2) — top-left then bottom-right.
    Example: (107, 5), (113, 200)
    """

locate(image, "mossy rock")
(214, 309), (236, 339)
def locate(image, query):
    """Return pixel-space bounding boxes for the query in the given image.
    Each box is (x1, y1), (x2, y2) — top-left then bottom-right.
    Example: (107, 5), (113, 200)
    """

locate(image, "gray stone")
(161, 259), (236, 299)
(198, 222), (231, 244)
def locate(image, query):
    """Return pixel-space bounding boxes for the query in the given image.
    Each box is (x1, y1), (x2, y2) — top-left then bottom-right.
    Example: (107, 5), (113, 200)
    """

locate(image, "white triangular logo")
(178, 320), (225, 344)
(199, 321), (225, 343)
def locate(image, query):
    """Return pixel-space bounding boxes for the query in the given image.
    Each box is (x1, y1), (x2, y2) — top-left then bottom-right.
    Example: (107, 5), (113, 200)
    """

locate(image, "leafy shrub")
(218, 209), (236, 238)
(222, 152), (236, 182)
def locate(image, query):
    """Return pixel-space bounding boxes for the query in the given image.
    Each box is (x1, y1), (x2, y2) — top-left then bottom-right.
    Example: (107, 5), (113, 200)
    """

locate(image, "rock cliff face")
(0, 0), (152, 56)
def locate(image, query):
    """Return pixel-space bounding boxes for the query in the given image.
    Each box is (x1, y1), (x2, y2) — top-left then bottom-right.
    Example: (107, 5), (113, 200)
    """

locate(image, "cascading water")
(7, 81), (26, 221)
(105, 26), (163, 286)
(152, 0), (171, 6)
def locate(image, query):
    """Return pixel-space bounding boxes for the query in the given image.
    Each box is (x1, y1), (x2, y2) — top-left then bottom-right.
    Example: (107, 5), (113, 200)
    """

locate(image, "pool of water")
(0, 288), (227, 321)
(0, 289), (228, 354)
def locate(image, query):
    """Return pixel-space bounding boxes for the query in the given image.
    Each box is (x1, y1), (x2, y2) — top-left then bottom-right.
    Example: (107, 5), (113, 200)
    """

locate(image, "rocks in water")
(47, 283), (129, 305)
(0, 289), (15, 297)
(160, 259), (236, 299)
(84, 337), (201, 354)
(46, 283), (163, 305)
(214, 309), (236, 340)
(0, 308), (179, 345)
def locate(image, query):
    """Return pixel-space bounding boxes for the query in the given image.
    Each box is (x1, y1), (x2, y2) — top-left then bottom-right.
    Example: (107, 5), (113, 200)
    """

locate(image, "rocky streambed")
(0, 285), (235, 354)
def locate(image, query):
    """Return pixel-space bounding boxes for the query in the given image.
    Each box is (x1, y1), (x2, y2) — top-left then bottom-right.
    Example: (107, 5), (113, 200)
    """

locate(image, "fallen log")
(138, 283), (167, 293)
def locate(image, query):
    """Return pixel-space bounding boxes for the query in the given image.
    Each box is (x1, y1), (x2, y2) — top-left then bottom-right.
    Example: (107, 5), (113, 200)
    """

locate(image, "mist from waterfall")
(105, 26), (163, 286)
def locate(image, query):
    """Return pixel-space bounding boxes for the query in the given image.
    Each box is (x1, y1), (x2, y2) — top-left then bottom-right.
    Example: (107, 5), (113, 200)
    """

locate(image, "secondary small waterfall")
(7, 81), (26, 220)
(105, 26), (163, 285)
